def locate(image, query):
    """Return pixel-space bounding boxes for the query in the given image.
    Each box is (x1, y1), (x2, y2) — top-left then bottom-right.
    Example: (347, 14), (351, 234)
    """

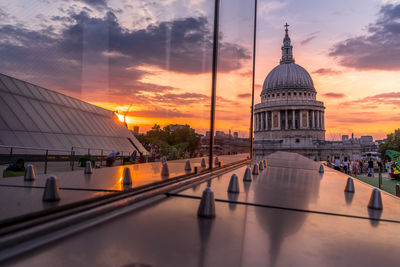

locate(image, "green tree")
(135, 124), (200, 160)
(379, 128), (400, 159)
(168, 125), (199, 154)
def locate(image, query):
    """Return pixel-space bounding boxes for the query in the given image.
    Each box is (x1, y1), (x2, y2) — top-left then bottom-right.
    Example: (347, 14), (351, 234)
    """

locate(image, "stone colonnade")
(254, 109), (324, 131)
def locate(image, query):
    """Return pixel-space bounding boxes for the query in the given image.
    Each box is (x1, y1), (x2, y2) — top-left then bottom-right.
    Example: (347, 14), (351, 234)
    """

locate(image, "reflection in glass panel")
(214, 0), (255, 163)
(0, 0), (243, 176)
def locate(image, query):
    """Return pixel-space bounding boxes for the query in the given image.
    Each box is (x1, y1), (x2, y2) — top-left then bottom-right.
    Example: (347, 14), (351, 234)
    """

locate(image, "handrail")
(0, 145), (71, 153)
(0, 144), (132, 154)
(0, 144), (133, 174)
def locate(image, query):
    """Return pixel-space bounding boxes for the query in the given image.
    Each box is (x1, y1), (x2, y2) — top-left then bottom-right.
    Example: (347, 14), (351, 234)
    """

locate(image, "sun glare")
(116, 114), (125, 123)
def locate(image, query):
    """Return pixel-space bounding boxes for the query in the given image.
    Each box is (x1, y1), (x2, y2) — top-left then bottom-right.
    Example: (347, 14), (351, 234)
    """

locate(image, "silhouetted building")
(132, 126), (139, 135)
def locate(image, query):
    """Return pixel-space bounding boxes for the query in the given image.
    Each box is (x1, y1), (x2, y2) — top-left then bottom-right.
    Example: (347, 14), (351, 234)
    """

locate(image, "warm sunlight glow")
(116, 114), (125, 123)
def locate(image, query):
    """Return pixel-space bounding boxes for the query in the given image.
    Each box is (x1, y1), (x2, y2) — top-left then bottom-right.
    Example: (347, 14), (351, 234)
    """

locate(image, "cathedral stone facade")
(253, 24), (361, 161)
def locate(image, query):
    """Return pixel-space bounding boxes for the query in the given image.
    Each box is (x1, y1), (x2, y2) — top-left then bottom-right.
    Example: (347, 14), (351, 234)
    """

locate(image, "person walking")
(367, 158), (374, 177)
(348, 159), (353, 175)
(343, 157), (349, 174)
(355, 160), (360, 175)
(334, 156), (341, 171)
(326, 156), (331, 167)
(385, 160), (391, 173)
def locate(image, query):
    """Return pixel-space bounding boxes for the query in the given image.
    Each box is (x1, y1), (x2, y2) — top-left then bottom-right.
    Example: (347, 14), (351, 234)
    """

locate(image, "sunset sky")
(1, 0), (399, 140)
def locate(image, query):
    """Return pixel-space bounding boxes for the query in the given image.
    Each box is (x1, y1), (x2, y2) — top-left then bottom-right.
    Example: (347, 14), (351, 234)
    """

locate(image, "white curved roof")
(0, 73), (148, 155)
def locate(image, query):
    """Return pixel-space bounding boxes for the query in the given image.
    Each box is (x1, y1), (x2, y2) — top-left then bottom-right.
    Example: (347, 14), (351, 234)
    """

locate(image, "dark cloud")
(327, 112), (400, 124)
(329, 4), (400, 70)
(341, 92), (400, 106)
(312, 68), (342, 75)
(0, 11), (250, 97)
(158, 92), (209, 105)
(300, 36), (316, 45)
(300, 31), (319, 45)
(322, 93), (345, 98)
(79, 0), (107, 7)
(237, 93), (251, 98)
(239, 70), (252, 77)
(129, 109), (195, 119)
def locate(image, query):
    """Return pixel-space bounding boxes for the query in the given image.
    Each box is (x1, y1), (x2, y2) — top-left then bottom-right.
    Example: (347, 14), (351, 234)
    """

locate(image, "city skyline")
(0, 0), (399, 139)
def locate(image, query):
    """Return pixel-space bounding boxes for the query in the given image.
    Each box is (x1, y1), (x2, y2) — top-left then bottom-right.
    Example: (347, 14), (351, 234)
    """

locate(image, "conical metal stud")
(185, 160), (192, 171)
(368, 188), (383, 210)
(24, 164), (36, 181)
(161, 162), (169, 177)
(84, 161), (93, 174)
(215, 157), (219, 165)
(259, 161), (264, 171)
(43, 176), (60, 202)
(201, 158), (206, 168)
(319, 164), (324, 173)
(263, 159), (267, 168)
(252, 163), (259, 175)
(122, 167), (132, 185)
(243, 167), (252, 182)
(227, 174), (239, 193)
(197, 187), (215, 218)
(344, 177), (355, 193)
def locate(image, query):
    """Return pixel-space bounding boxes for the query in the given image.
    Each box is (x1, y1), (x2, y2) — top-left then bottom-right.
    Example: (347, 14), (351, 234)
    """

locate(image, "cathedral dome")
(262, 63), (315, 93)
(261, 23), (315, 95)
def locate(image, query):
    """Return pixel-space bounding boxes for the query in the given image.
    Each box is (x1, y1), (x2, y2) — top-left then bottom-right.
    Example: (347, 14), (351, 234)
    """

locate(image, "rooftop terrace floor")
(3, 152), (400, 266)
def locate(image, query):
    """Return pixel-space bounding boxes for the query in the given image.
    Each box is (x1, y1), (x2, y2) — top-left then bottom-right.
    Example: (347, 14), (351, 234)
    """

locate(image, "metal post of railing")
(249, 0), (258, 160)
(379, 167), (382, 189)
(71, 151), (75, 171)
(8, 147), (13, 165)
(100, 149), (103, 167)
(44, 149), (49, 174)
(208, 0), (220, 170)
(70, 149), (74, 169)
(121, 151), (124, 165)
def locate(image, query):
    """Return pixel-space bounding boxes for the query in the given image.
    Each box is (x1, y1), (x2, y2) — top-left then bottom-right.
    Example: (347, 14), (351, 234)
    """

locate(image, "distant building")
(132, 126), (139, 135)
(360, 136), (373, 144)
(215, 131), (226, 138)
(253, 25), (361, 161)
(168, 124), (185, 131)
(342, 135), (349, 141)
(234, 132), (239, 139)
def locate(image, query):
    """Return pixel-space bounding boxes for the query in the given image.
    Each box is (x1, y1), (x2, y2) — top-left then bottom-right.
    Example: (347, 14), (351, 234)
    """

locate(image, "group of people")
(327, 155), (399, 178)
(128, 150), (145, 164)
(328, 156), (381, 177)
(5, 158), (25, 172)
